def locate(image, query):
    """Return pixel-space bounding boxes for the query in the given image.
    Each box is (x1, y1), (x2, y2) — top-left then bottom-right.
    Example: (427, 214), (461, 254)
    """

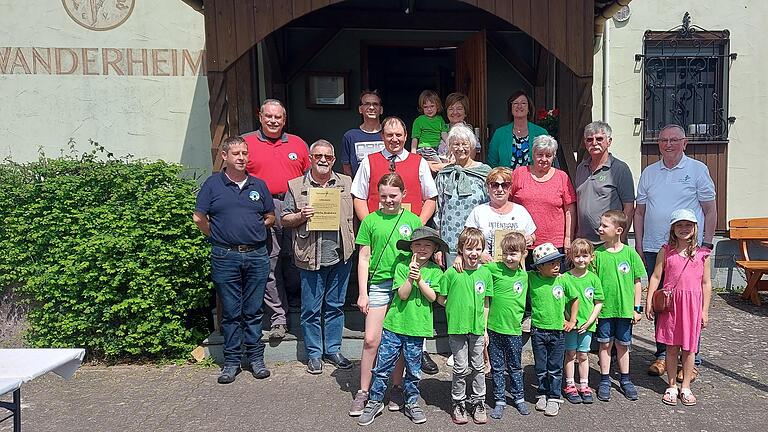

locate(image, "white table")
(0, 348), (85, 432)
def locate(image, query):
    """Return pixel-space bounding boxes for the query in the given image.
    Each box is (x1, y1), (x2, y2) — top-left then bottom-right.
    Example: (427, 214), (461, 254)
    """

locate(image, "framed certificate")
(307, 188), (341, 231)
(306, 72), (349, 109)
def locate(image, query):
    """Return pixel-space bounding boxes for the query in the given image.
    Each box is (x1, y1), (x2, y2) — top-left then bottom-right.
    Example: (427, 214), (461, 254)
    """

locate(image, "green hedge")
(0, 144), (212, 361)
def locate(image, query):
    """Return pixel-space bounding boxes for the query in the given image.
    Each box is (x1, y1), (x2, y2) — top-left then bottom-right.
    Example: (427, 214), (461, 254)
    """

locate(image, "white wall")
(593, 1), (768, 220)
(0, 1), (211, 174)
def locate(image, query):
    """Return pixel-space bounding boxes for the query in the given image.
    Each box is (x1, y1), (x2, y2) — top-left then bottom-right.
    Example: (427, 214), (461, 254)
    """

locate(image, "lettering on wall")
(0, 47), (206, 76)
(63, 0), (136, 31)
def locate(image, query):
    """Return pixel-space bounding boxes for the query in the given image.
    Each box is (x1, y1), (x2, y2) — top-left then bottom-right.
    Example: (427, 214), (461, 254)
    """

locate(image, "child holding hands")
(645, 209), (712, 407)
(561, 239), (604, 404)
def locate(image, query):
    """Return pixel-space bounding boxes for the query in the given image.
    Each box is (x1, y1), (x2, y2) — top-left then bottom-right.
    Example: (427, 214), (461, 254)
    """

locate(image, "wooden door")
(456, 30), (487, 161)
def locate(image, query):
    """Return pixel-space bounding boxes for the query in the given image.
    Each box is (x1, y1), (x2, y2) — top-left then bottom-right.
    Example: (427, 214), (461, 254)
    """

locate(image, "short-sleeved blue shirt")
(195, 171), (275, 245)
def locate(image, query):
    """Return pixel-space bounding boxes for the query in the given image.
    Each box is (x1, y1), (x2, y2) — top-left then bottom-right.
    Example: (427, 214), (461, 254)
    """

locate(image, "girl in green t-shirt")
(562, 239), (604, 405)
(350, 173), (422, 417)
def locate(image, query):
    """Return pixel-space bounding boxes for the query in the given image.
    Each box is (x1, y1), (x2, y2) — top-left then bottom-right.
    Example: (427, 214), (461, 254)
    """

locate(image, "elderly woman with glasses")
(510, 135), (576, 266)
(458, 167), (537, 266)
(487, 90), (549, 169)
(435, 123), (492, 264)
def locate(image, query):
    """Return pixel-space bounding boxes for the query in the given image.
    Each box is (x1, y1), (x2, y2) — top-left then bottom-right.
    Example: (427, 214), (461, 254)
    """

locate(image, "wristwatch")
(702, 242), (714, 250)
(634, 305), (644, 313)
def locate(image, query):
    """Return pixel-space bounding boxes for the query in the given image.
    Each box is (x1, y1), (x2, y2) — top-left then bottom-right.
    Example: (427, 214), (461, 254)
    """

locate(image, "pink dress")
(655, 244), (710, 352)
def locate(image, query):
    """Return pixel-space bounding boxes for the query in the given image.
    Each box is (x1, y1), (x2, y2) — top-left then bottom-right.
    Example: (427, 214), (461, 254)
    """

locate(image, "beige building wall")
(0, 0), (211, 174)
(592, 1), (768, 221)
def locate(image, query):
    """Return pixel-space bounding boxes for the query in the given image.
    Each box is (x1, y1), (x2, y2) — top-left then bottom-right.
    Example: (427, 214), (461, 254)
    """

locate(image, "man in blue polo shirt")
(194, 136), (276, 384)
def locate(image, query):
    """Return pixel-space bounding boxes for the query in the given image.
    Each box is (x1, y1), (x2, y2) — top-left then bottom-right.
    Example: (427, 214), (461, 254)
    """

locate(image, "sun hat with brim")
(532, 242), (565, 267)
(669, 208), (698, 225)
(396, 226), (449, 255)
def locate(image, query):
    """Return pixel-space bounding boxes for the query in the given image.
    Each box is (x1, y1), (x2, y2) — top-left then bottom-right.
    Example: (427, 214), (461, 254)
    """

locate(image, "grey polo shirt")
(283, 173), (341, 267)
(574, 153), (635, 242)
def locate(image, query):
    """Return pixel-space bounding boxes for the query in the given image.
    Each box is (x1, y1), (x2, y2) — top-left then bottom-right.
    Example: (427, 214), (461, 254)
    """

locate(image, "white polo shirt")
(636, 155), (716, 252)
(350, 148), (438, 200)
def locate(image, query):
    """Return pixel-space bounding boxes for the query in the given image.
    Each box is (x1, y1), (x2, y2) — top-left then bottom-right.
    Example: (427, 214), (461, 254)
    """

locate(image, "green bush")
(0, 143), (212, 361)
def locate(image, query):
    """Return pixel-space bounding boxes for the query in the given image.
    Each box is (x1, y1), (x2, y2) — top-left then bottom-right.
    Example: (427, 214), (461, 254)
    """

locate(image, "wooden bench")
(729, 217), (768, 305)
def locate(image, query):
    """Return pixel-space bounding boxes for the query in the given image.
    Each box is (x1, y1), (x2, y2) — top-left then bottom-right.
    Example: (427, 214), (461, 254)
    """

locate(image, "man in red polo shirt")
(243, 99), (310, 339)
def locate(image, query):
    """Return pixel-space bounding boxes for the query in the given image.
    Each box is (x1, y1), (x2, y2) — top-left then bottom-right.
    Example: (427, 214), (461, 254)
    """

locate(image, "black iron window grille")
(638, 13), (733, 143)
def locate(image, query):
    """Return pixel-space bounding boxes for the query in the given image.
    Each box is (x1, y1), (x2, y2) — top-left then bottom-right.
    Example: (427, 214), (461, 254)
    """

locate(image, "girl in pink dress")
(645, 209), (712, 406)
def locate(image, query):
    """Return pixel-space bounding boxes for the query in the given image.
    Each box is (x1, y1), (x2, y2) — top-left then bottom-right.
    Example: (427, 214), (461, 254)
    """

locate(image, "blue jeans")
(211, 244), (269, 366)
(644, 251), (703, 366)
(531, 327), (565, 400)
(299, 260), (352, 359)
(488, 331), (524, 405)
(369, 329), (423, 404)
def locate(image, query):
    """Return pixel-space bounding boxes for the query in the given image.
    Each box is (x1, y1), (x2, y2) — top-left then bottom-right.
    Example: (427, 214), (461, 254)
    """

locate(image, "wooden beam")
(287, 9), (515, 31)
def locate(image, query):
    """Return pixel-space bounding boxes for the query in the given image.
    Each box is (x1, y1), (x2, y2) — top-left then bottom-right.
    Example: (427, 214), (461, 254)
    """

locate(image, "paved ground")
(2, 293), (767, 432)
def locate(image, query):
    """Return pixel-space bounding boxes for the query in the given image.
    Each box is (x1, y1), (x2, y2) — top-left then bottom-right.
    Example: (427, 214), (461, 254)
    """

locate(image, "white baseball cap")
(669, 208), (698, 225)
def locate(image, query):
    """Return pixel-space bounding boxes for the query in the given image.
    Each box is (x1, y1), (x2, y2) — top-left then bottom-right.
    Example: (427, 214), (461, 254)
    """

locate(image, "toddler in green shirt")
(411, 89), (447, 166)
(528, 242), (579, 417)
(438, 227), (493, 425)
(561, 239), (604, 405)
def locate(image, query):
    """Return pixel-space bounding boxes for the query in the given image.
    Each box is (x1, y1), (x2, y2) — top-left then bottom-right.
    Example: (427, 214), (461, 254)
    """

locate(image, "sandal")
(662, 387), (678, 406)
(679, 388), (697, 406)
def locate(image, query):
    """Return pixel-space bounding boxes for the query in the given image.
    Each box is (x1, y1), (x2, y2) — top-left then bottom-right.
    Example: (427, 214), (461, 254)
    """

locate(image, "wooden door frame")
(360, 40), (462, 90)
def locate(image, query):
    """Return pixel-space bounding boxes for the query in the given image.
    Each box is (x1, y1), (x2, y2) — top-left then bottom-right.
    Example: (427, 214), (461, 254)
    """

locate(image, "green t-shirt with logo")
(412, 114), (447, 148)
(356, 209), (422, 285)
(384, 256), (444, 337)
(561, 271), (604, 332)
(528, 271), (578, 331)
(485, 262), (528, 336)
(441, 266), (494, 335)
(592, 244), (646, 319)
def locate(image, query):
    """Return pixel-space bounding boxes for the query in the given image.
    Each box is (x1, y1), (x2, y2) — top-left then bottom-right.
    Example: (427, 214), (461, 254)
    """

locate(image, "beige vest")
(286, 172), (355, 271)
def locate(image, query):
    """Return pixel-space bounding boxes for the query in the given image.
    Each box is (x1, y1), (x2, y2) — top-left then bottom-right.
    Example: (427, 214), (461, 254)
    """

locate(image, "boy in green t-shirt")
(411, 90), (447, 164)
(528, 242), (579, 417)
(561, 239), (604, 405)
(592, 210), (646, 403)
(485, 232), (530, 419)
(358, 226), (446, 426)
(438, 227), (493, 425)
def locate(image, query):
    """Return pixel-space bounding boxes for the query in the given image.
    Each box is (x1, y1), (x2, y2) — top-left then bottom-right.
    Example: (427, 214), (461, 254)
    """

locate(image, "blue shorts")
(595, 318), (633, 346)
(564, 330), (592, 352)
(368, 280), (394, 308)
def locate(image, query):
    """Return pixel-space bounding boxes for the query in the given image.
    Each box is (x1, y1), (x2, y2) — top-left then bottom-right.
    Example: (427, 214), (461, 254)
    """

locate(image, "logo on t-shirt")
(288, 152), (298, 161)
(597, 174), (607, 182)
(585, 286), (595, 299)
(398, 224), (413, 239)
(552, 285), (564, 299)
(475, 280), (486, 294)
(249, 191), (261, 201)
(513, 281), (523, 295)
(617, 261), (631, 274)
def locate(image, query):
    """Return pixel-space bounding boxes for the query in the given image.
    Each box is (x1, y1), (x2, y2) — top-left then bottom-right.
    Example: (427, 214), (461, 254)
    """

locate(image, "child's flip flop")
(679, 388), (697, 406)
(662, 387), (678, 406)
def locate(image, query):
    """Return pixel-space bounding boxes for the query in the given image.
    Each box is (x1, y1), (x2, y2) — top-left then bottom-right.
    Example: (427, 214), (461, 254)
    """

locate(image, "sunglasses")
(488, 181), (511, 189)
(310, 154), (336, 162)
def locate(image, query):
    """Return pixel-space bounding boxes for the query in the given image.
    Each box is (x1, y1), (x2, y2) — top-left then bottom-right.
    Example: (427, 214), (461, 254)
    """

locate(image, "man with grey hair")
(634, 123), (716, 379)
(282, 139), (355, 374)
(574, 121), (636, 243)
(243, 98), (311, 340)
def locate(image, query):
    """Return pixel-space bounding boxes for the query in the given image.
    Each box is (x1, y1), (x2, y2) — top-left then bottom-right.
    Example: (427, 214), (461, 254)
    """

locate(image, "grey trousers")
(449, 333), (486, 404)
(264, 199), (288, 326)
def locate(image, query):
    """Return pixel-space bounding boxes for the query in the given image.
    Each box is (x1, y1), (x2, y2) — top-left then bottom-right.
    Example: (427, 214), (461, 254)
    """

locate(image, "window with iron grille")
(640, 13), (731, 143)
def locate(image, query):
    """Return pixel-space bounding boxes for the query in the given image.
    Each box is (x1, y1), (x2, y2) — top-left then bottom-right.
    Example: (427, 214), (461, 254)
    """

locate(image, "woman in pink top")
(509, 135), (576, 267)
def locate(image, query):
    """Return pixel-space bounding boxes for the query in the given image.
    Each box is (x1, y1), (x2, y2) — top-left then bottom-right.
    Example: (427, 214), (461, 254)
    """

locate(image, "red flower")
(536, 109), (548, 120)
(552, 108), (560, 117)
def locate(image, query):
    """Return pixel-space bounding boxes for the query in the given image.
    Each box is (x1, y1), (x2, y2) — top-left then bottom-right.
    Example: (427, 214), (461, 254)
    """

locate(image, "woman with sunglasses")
(460, 167), (537, 266)
(509, 135), (576, 268)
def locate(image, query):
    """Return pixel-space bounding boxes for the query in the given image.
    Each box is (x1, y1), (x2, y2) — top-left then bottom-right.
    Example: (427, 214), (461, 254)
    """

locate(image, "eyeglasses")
(360, 102), (381, 107)
(488, 181), (511, 189)
(659, 137), (684, 144)
(511, 102), (528, 107)
(451, 141), (472, 148)
(310, 154), (336, 162)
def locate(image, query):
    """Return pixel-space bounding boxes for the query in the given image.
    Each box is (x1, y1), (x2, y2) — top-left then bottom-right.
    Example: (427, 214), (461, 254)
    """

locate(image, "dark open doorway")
(365, 45), (456, 146)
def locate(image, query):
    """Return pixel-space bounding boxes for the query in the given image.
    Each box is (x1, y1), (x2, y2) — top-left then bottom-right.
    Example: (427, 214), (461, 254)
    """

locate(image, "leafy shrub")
(0, 143), (212, 361)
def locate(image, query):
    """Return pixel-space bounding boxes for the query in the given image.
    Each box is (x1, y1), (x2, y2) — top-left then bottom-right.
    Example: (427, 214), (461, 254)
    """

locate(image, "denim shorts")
(595, 318), (633, 346)
(564, 330), (592, 352)
(368, 280), (394, 308)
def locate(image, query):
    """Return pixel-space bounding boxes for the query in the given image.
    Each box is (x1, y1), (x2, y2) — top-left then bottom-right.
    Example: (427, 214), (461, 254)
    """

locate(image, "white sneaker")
(446, 354), (454, 367)
(535, 395), (547, 411)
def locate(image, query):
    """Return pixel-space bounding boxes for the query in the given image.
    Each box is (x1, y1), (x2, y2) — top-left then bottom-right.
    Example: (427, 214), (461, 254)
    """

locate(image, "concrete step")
(200, 308), (533, 364)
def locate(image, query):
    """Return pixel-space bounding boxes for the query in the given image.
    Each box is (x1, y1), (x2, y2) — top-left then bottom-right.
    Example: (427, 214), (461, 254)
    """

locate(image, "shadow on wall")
(179, 75), (213, 182)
